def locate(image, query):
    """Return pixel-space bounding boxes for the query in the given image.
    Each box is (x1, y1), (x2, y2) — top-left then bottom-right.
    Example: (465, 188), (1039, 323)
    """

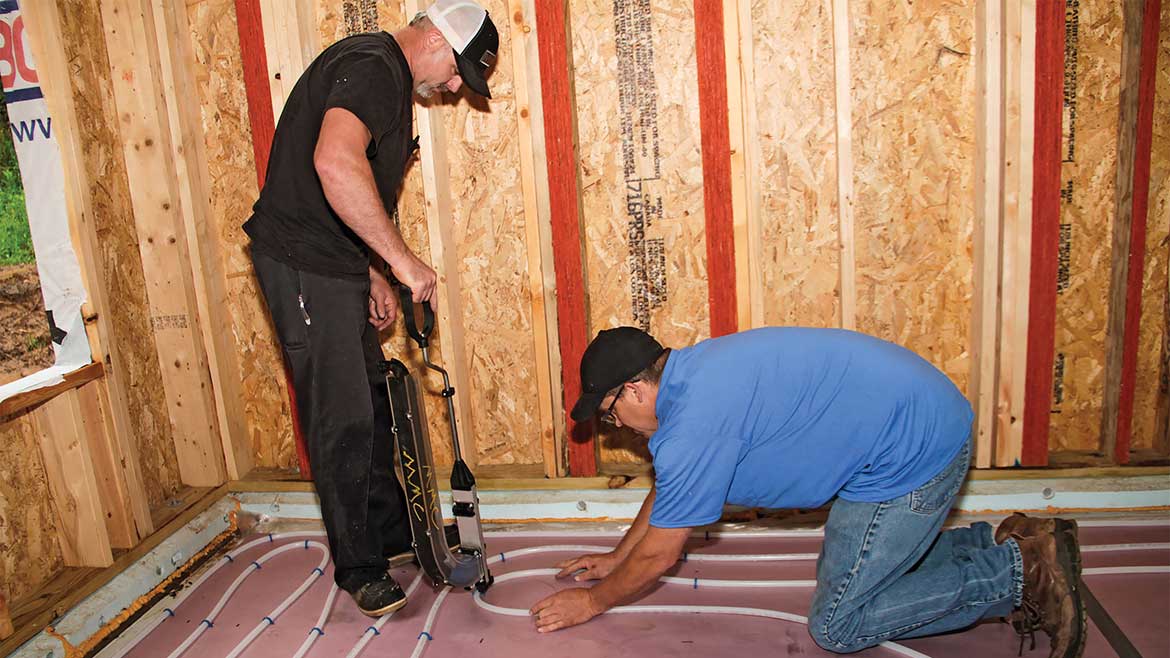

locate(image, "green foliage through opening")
(0, 96), (34, 266)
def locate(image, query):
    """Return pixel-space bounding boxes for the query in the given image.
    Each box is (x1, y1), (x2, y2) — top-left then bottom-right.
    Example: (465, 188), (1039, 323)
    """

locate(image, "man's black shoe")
(387, 524), (462, 568)
(352, 573), (407, 617)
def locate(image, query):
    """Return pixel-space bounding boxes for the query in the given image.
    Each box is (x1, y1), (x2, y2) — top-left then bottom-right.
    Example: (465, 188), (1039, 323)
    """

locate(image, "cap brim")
(455, 51), (491, 98)
(570, 391), (604, 423)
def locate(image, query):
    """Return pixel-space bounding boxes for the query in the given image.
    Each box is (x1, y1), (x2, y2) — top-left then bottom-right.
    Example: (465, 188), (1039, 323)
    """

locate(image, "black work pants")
(251, 251), (412, 591)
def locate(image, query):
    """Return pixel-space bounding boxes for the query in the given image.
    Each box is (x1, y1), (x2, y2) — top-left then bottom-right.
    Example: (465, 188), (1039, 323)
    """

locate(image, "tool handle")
(397, 283), (435, 349)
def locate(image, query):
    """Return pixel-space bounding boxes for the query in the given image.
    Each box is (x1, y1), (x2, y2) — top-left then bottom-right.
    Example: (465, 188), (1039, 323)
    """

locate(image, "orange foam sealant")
(43, 498), (245, 658)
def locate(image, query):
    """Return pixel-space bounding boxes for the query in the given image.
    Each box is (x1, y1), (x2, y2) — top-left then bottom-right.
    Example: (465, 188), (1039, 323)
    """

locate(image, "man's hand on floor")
(529, 587), (605, 633)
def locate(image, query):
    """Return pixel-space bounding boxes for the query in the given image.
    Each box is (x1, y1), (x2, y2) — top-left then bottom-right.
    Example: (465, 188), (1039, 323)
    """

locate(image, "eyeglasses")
(599, 386), (625, 426)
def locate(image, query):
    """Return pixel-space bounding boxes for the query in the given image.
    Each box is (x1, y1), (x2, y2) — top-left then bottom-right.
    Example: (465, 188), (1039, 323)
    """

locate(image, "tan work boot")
(1011, 532), (1086, 658)
(997, 512), (1057, 543)
(997, 513), (1081, 576)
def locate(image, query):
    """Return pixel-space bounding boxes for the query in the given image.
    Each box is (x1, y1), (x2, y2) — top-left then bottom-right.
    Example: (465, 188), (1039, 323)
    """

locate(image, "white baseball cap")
(424, 0), (499, 98)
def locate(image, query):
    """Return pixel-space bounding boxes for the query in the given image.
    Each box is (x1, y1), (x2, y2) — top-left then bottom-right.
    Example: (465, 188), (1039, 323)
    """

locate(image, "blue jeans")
(808, 440), (1023, 653)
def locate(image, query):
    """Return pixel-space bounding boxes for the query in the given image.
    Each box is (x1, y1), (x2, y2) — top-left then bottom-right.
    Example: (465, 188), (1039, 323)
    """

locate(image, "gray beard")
(415, 83), (440, 99)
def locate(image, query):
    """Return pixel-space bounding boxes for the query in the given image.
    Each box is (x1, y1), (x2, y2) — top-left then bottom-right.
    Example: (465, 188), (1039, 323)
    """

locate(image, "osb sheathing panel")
(57, 0), (182, 508)
(187, 0), (297, 469)
(317, 0), (350, 44)
(573, 0), (710, 464)
(1050, 0), (1123, 453)
(318, 0), (394, 44)
(383, 159), (460, 468)
(1132, 3), (1170, 452)
(752, 0), (840, 328)
(849, 0), (976, 395)
(0, 414), (63, 603)
(366, 0), (459, 469)
(443, 0), (544, 467)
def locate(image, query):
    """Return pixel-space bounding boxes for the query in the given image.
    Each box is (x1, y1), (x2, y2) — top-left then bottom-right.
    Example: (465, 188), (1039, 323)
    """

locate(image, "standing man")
(244, 0), (498, 617)
(532, 327), (1085, 658)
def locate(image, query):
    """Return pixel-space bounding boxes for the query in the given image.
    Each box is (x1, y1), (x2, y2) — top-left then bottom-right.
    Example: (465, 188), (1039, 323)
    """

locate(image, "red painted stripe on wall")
(693, 0), (738, 338)
(1023, 1), (1065, 467)
(234, 0), (275, 183)
(534, 0), (595, 476)
(1115, 0), (1163, 464)
(234, 0), (312, 479)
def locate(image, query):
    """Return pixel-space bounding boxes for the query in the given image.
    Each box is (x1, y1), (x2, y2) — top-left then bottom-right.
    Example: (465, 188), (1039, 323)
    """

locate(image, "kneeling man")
(530, 327), (1084, 658)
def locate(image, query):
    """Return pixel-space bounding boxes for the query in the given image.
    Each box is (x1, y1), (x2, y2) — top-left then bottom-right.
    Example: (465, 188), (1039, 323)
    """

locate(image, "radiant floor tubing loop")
(109, 525), (1169, 658)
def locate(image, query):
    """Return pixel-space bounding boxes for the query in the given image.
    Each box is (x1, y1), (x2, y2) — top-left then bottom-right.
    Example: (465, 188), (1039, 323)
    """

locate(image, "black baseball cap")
(570, 327), (665, 422)
(425, 0), (499, 98)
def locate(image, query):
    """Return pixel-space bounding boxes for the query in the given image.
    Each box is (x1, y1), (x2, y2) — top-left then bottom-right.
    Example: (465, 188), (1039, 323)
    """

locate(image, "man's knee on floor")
(808, 613), (881, 654)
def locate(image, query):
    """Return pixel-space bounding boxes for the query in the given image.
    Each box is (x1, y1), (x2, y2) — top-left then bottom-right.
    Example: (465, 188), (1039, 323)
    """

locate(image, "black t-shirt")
(244, 32), (415, 279)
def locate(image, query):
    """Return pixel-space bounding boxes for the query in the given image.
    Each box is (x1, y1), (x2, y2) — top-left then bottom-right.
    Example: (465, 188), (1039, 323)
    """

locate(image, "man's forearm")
(589, 527), (681, 610)
(613, 487), (656, 559)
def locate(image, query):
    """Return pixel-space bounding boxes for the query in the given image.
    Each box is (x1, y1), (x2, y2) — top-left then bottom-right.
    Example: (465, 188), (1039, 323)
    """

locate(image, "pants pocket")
(910, 440), (970, 514)
(252, 252), (310, 351)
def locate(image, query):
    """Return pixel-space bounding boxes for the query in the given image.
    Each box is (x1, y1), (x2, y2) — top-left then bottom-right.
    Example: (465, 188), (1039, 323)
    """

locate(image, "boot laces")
(1013, 597), (1044, 656)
